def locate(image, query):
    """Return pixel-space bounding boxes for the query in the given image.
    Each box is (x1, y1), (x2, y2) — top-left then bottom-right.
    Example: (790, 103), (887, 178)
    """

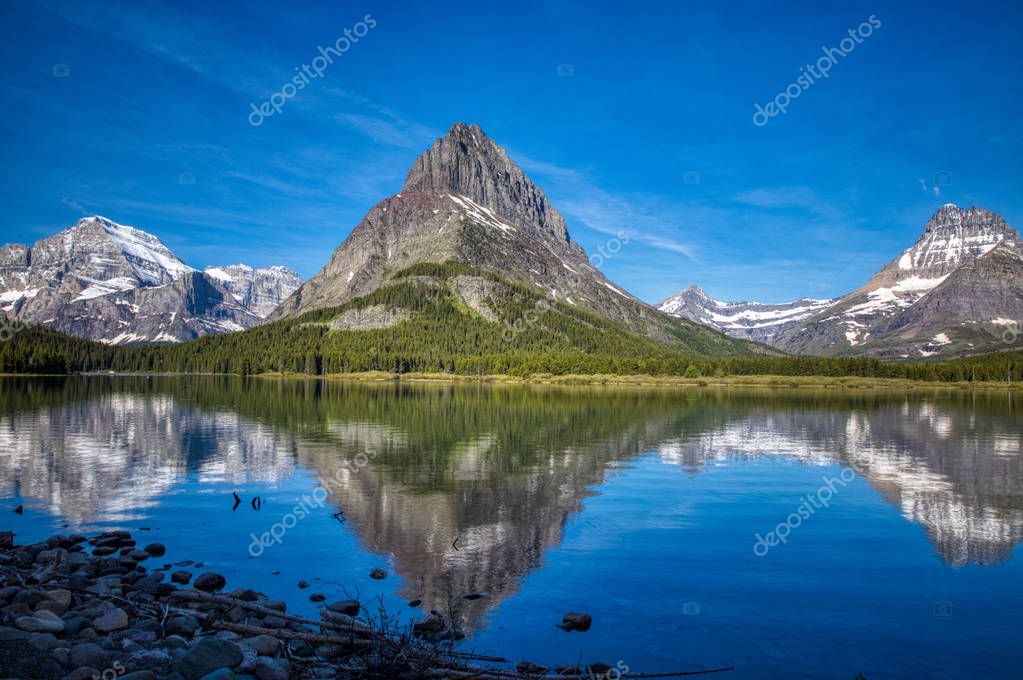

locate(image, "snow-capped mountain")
(658, 285), (836, 343)
(204, 264), (303, 318)
(861, 239), (1023, 357)
(774, 205), (1023, 357)
(0, 216), (302, 344)
(661, 205), (1022, 358)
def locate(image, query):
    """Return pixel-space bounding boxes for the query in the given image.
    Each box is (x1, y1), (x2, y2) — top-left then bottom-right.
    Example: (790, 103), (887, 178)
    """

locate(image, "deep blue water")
(1, 377), (1020, 678)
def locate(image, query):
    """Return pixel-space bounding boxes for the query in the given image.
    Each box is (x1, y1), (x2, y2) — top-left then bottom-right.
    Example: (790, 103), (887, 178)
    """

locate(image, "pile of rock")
(0, 531), (661, 680)
(0, 531), (482, 679)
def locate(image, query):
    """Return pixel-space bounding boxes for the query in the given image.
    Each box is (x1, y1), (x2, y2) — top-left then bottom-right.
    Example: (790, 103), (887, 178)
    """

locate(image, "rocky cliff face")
(204, 264), (303, 318)
(271, 123), (755, 354)
(773, 205), (1022, 357)
(402, 124), (571, 244)
(658, 285), (836, 343)
(0, 216), (301, 344)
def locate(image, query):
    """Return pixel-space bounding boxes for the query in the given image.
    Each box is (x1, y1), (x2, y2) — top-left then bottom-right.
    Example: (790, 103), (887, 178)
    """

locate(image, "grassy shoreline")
(248, 370), (1023, 390)
(1, 370), (1019, 389)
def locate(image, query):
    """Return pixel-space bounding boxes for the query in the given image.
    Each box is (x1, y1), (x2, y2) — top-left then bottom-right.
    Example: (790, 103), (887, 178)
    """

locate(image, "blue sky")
(2, 0), (1022, 304)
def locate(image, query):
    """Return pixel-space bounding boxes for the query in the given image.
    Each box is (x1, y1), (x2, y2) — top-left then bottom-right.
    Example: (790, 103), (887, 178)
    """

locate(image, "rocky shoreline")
(0, 530), (730, 680)
(0, 529), (501, 679)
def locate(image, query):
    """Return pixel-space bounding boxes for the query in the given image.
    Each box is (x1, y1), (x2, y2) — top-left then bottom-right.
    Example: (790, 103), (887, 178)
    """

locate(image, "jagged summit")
(902, 205), (1017, 277)
(204, 263), (303, 318)
(271, 122), (614, 320)
(269, 123), (754, 354)
(402, 123), (570, 243)
(209, 262), (254, 272)
(401, 123), (492, 193)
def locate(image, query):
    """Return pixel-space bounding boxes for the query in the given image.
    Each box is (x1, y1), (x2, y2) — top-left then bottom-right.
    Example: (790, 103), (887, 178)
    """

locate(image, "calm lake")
(1, 376), (1021, 679)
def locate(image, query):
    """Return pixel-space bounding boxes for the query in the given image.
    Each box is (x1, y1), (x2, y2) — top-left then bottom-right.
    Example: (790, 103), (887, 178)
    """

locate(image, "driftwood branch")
(169, 589), (506, 663)
(168, 589), (372, 635)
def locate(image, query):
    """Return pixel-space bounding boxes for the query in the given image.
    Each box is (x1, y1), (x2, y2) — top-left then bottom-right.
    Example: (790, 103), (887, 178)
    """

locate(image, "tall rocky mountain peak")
(662, 204), (1023, 358)
(270, 123), (754, 354)
(892, 204), (1016, 279)
(402, 122), (570, 243)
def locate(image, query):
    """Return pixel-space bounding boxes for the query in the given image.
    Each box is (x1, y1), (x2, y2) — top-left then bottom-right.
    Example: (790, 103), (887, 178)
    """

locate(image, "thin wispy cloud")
(35, 0), (250, 90)
(918, 178), (941, 197)
(735, 186), (846, 223)
(60, 197), (88, 215)
(516, 153), (700, 260)
(329, 89), (440, 151)
(8, 1), (1019, 306)
(223, 171), (324, 199)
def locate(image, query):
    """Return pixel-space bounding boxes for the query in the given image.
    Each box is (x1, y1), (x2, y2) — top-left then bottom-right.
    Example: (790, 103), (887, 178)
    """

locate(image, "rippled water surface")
(1, 377), (1021, 678)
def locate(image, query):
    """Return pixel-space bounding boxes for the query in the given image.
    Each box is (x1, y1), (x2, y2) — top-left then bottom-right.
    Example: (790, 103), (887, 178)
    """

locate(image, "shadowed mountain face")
(0, 378), (1020, 631)
(270, 123), (752, 354)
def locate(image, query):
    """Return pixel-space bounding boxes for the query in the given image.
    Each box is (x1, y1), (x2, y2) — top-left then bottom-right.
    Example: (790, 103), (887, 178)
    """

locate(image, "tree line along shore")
(1, 324), (1022, 385)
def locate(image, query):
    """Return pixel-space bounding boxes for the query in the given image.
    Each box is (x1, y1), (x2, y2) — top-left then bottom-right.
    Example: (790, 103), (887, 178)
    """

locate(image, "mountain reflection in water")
(0, 377), (1020, 634)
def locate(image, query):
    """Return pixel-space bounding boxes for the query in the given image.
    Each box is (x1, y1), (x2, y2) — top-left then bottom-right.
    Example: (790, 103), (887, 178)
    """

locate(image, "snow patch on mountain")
(892, 205), (1011, 276)
(448, 193), (517, 235)
(0, 287), (41, 309)
(202, 264), (302, 318)
(844, 275), (949, 316)
(83, 216), (194, 285)
(658, 285), (836, 342)
(1, 216), (302, 343)
(602, 280), (630, 298)
(74, 276), (140, 301)
(204, 266), (237, 282)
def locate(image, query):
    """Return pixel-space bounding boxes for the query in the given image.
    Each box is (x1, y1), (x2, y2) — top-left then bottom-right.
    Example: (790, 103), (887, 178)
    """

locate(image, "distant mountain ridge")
(658, 285), (836, 343)
(204, 263), (302, 318)
(660, 204), (1023, 358)
(0, 216), (301, 344)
